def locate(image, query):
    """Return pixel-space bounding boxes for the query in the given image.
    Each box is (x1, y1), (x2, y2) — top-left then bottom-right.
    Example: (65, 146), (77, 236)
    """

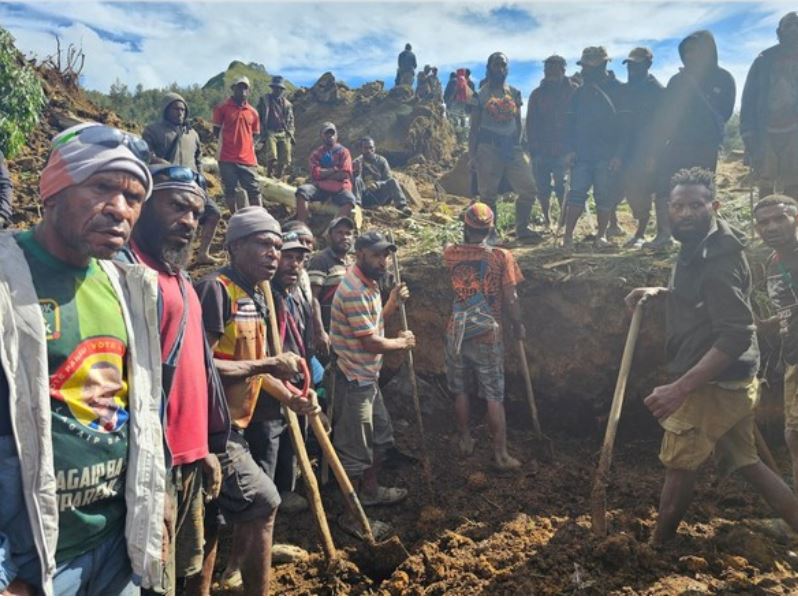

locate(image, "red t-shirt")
(212, 97), (260, 166)
(309, 143), (353, 193)
(133, 244), (209, 466)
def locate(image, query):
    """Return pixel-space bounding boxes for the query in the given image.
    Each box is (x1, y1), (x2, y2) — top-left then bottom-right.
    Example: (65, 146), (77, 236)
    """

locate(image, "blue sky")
(0, 1), (792, 103)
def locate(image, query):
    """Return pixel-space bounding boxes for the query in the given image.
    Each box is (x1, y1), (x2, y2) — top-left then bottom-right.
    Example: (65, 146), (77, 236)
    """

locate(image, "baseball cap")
(320, 121), (337, 134)
(623, 47), (653, 64)
(327, 215), (355, 232)
(464, 202), (495, 229)
(282, 230), (311, 253)
(354, 230), (397, 252)
(544, 54), (566, 66)
(232, 76), (251, 88)
(577, 46), (610, 67)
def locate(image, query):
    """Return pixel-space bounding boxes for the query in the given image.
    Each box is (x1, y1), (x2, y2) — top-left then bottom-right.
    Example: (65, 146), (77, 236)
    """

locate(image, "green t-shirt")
(16, 231), (130, 562)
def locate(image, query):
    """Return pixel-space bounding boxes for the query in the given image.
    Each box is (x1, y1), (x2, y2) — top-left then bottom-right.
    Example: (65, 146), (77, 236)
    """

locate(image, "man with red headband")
(443, 202), (525, 470)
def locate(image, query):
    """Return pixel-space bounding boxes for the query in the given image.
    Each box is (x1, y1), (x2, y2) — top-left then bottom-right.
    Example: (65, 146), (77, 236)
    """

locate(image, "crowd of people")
(1, 11), (798, 596)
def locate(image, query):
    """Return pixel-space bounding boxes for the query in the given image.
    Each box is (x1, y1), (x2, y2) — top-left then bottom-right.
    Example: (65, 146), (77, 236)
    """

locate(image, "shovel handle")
(308, 412), (375, 543)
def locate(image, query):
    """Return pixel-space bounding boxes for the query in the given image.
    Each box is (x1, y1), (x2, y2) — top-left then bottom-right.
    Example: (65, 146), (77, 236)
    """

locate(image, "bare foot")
(494, 452), (521, 471)
(458, 435), (475, 456)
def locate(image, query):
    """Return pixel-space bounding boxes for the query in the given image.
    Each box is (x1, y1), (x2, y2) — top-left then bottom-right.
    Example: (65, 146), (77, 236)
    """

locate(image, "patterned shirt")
(330, 265), (384, 383)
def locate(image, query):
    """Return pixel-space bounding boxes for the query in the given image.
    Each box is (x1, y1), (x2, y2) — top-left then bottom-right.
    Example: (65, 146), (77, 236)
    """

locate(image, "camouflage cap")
(623, 47), (653, 64)
(577, 46), (610, 67)
(544, 54), (566, 66)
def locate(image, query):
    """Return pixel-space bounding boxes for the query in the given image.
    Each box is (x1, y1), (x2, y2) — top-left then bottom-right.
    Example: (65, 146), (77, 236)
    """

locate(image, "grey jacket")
(142, 92), (202, 172)
(0, 233), (166, 594)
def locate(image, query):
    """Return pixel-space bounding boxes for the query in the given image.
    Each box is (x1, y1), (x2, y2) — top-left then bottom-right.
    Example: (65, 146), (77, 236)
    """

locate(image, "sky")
(0, 1), (793, 101)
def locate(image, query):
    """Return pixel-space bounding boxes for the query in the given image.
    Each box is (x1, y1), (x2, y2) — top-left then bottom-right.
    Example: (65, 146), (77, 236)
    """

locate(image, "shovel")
(590, 297), (646, 537)
(516, 339), (554, 457)
(261, 282), (337, 563)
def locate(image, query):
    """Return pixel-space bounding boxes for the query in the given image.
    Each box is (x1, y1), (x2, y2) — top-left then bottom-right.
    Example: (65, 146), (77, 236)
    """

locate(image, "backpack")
(448, 259), (499, 354)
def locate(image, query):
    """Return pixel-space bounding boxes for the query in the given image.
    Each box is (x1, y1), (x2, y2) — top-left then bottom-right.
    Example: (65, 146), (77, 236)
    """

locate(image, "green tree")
(0, 28), (46, 158)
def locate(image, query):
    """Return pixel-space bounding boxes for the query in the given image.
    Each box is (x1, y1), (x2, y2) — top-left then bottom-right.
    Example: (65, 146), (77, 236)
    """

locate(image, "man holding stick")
(626, 167), (798, 546)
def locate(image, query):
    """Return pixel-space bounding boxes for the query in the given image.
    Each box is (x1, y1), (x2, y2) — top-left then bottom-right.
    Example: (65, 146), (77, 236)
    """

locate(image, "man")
(753, 194), (798, 493)
(295, 122), (357, 223)
(0, 149), (12, 228)
(308, 215), (355, 334)
(648, 30), (736, 249)
(396, 43), (417, 87)
(212, 76), (262, 212)
(0, 122), (165, 595)
(626, 167), (798, 546)
(562, 46), (629, 250)
(469, 52), (540, 243)
(353, 137), (412, 216)
(193, 207), (317, 595)
(619, 47), (665, 248)
(143, 92), (221, 266)
(741, 12), (798, 200)
(443, 203), (523, 470)
(257, 76), (295, 179)
(244, 230), (314, 517)
(330, 231), (414, 537)
(125, 165), (230, 594)
(526, 55), (578, 228)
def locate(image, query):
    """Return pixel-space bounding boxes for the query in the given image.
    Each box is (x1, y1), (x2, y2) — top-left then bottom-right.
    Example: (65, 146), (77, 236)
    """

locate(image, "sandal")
(360, 485), (408, 507)
(338, 513), (393, 542)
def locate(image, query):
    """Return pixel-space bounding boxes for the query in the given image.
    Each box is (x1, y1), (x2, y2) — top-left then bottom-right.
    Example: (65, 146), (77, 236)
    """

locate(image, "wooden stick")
(261, 281), (336, 562)
(590, 300), (645, 537)
(387, 232), (433, 488)
(516, 339), (543, 438)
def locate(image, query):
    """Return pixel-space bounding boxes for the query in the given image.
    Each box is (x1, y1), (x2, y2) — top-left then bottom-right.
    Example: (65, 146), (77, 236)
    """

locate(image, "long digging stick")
(590, 298), (646, 537)
(516, 339), (554, 456)
(387, 232), (433, 488)
(261, 281), (337, 563)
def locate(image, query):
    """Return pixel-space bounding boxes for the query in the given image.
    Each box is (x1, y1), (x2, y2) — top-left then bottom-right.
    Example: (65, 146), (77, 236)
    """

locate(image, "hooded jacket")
(142, 93), (202, 172)
(740, 42), (798, 166)
(658, 31), (736, 148)
(527, 76), (579, 158)
(666, 219), (759, 381)
(565, 70), (629, 161)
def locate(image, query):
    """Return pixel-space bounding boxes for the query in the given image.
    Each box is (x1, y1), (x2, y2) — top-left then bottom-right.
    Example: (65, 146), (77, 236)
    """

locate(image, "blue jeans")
(52, 529), (138, 595)
(532, 155), (566, 204)
(567, 159), (620, 213)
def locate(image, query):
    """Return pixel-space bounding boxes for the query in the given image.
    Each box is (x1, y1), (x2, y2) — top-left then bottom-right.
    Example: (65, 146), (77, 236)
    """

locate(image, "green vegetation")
(85, 61), (295, 126)
(0, 28), (46, 158)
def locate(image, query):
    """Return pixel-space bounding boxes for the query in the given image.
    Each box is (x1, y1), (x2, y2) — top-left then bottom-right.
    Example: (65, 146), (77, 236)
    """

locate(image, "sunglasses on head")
(151, 165), (207, 189)
(53, 125), (150, 163)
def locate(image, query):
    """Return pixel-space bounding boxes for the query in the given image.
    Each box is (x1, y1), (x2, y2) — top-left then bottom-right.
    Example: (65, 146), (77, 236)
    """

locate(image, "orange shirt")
(213, 97), (260, 165)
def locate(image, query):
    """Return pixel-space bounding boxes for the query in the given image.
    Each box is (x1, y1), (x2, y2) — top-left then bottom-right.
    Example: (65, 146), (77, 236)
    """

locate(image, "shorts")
(218, 161), (260, 199)
(296, 183), (359, 207)
(245, 418), (297, 493)
(532, 155), (566, 202)
(622, 163), (655, 221)
(567, 159), (621, 213)
(160, 461), (205, 593)
(52, 529), (137, 596)
(264, 131), (293, 165)
(474, 142), (537, 203)
(199, 196), (221, 224)
(210, 429), (281, 525)
(783, 363), (798, 433)
(659, 379), (760, 476)
(444, 335), (505, 403)
(331, 371), (394, 479)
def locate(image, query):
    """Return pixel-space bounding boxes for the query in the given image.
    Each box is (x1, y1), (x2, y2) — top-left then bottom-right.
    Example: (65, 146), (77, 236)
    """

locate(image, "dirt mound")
(291, 72), (458, 170)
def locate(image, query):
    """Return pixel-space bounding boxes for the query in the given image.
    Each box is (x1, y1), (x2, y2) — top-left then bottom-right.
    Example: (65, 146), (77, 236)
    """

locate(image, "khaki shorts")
(475, 143), (537, 203)
(264, 131), (292, 166)
(659, 380), (759, 476)
(783, 364), (798, 433)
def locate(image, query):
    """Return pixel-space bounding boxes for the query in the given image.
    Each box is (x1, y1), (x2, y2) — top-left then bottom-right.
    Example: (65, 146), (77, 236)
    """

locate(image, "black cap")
(354, 230), (397, 252)
(327, 215), (356, 232)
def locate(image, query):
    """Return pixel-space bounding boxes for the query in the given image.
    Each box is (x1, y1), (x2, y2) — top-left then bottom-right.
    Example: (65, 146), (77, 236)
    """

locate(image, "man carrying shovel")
(330, 231), (414, 538)
(443, 202), (524, 470)
(625, 167), (798, 546)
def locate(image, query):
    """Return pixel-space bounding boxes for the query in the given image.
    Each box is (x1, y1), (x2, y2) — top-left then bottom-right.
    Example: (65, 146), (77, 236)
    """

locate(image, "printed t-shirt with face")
(16, 230), (129, 562)
(766, 246), (798, 365)
(443, 243), (523, 341)
(475, 83), (523, 137)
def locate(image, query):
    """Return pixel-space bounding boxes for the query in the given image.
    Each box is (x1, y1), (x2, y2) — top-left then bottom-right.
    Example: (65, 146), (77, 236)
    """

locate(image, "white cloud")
(1, 0), (793, 102)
